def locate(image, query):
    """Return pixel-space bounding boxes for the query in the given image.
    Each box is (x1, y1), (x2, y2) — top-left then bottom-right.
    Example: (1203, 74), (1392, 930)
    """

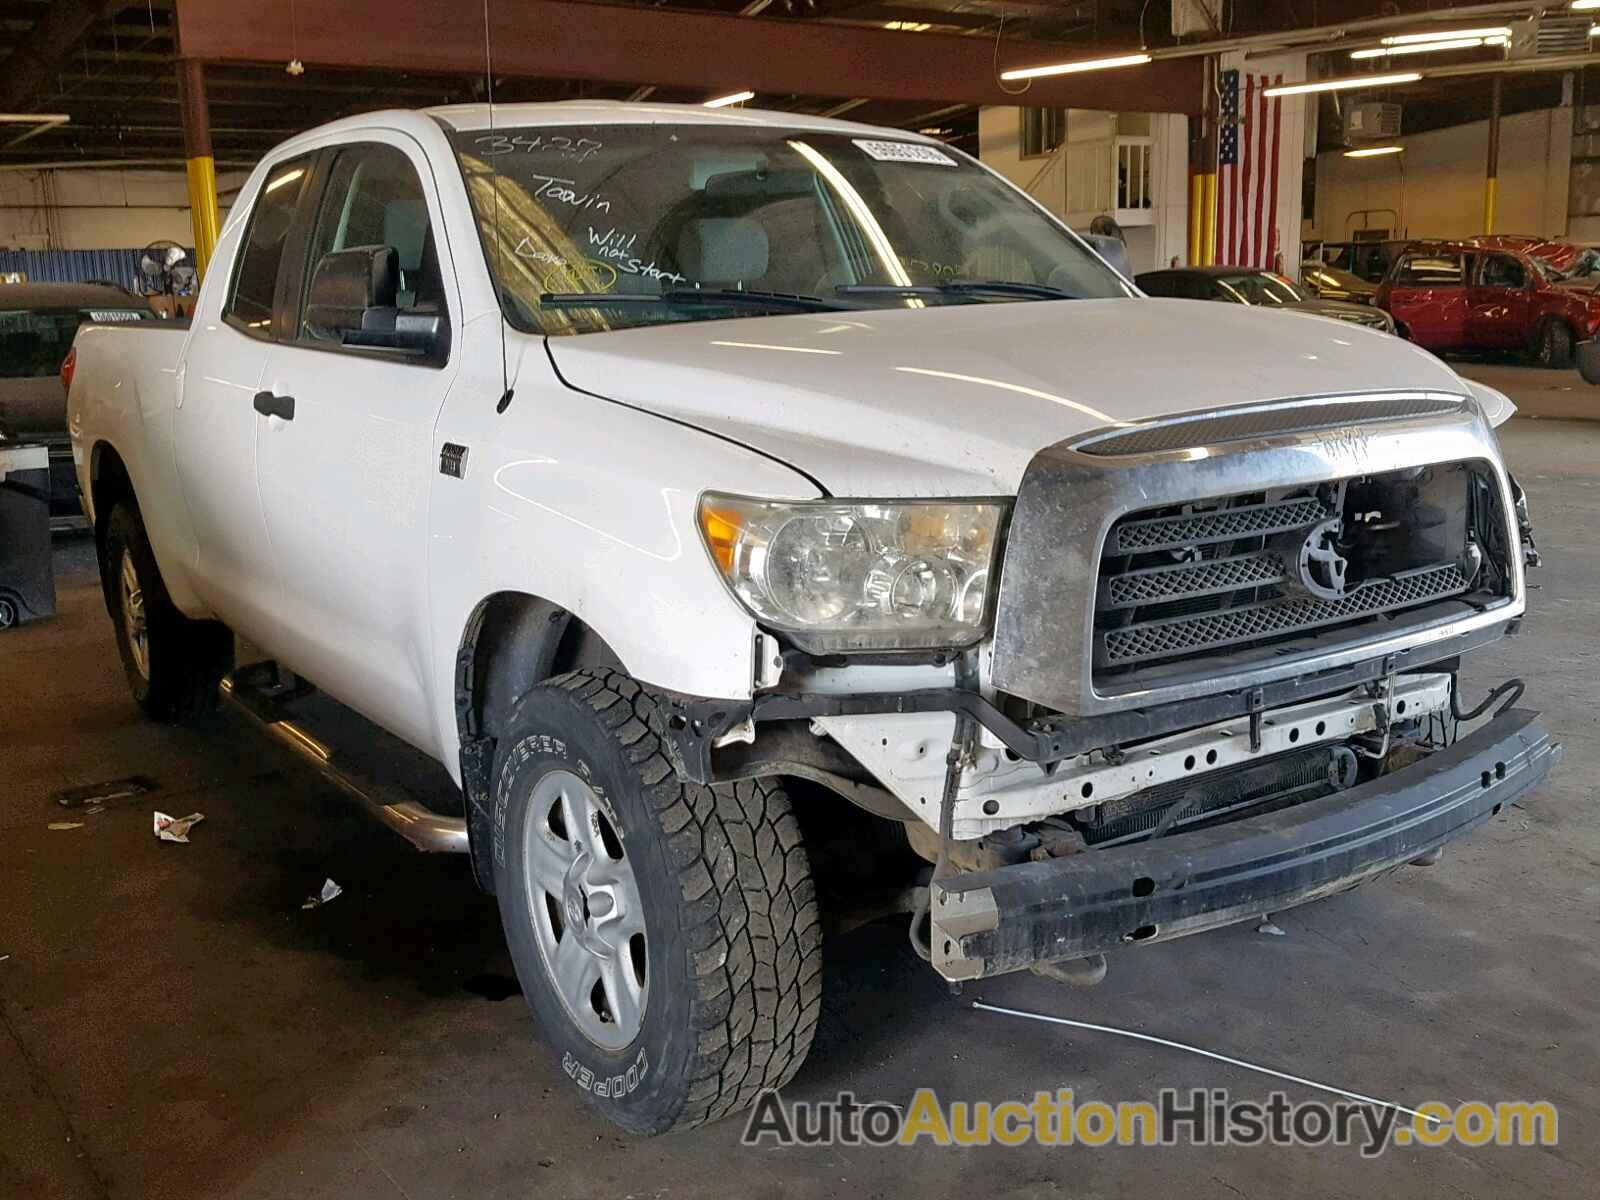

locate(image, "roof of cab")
(424, 100), (944, 141)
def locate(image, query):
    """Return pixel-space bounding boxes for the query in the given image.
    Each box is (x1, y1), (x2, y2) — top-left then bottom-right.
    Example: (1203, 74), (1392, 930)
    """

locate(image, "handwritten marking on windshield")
(474, 133), (604, 162)
(527, 174), (612, 213)
(894, 366), (1124, 426)
(513, 239), (568, 268)
(587, 226), (686, 285)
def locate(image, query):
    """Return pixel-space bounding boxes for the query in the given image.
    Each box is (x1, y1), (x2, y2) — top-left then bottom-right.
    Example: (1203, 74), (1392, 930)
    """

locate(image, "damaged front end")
(661, 392), (1557, 984)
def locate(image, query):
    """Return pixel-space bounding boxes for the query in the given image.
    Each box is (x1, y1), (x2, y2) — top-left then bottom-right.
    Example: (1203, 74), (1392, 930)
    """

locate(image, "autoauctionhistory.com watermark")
(742, 1088), (1559, 1158)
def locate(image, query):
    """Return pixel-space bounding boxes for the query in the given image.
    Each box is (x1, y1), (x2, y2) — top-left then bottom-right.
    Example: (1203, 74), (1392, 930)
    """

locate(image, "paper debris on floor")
(47, 821), (85, 831)
(302, 878), (343, 910)
(153, 811), (205, 843)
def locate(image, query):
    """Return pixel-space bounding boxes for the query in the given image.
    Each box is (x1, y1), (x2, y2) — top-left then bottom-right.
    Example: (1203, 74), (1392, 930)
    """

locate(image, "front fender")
(427, 335), (818, 776)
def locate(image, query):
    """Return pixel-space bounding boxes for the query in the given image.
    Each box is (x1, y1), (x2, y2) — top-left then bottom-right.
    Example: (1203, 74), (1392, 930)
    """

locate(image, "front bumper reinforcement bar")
(928, 709), (1560, 982)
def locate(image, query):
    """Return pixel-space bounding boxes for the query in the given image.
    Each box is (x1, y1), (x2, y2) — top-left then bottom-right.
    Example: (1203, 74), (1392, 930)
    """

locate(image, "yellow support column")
(1188, 172), (1204, 265)
(178, 60), (221, 279)
(1201, 172), (1218, 266)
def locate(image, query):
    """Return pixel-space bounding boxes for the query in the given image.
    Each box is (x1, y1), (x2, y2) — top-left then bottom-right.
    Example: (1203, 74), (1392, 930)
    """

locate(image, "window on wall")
(1020, 108), (1067, 158)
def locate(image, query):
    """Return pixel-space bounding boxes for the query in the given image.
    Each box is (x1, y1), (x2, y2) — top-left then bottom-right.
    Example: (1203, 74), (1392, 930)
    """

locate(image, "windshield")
(448, 124), (1133, 334)
(1214, 273), (1309, 306)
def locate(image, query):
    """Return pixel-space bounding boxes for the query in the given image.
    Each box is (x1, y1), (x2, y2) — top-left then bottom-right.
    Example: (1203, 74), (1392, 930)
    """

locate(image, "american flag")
(1217, 68), (1285, 270)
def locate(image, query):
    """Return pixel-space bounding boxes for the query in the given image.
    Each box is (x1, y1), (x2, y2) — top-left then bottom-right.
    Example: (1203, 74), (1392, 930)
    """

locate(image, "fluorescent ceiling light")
(1351, 36), (1506, 58)
(1263, 71), (1421, 97)
(1380, 26), (1511, 43)
(1000, 52), (1152, 82)
(1572, 1), (1600, 11)
(703, 90), (755, 108)
(883, 20), (932, 31)
(1345, 145), (1404, 157)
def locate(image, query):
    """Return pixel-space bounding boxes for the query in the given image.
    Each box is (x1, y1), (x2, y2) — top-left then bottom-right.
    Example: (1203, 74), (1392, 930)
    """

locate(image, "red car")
(1376, 240), (1600, 367)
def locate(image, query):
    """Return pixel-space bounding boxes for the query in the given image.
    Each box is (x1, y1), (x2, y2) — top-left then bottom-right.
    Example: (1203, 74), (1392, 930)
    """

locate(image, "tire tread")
(543, 667), (822, 1133)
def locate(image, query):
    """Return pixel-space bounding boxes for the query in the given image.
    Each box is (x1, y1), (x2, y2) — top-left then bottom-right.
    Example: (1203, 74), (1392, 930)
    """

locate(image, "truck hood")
(547, 298), (1472, 496)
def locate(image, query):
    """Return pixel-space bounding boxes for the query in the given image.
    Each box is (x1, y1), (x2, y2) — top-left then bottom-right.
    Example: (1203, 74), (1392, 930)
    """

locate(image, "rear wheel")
(491, 668), (822, 1134)
(1533, 317), (1574, 368)
(102, 502), (232, 721)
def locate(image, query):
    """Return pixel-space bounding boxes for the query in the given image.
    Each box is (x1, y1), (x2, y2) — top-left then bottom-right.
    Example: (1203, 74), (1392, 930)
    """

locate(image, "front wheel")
(491, 669), (822, 1135)
(102, 502), (232, 721)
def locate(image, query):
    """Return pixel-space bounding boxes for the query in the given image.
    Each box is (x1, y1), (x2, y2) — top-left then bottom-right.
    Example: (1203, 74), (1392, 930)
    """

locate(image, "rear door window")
(226, 155), (315, 338)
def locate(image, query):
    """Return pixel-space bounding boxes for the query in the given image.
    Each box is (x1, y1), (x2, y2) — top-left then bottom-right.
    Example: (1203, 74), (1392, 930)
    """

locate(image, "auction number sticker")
(853, 139), (956, 166)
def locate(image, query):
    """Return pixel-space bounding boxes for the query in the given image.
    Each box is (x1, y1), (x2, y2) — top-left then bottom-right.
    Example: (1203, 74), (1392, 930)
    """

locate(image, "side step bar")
(219, 663), (468, 854)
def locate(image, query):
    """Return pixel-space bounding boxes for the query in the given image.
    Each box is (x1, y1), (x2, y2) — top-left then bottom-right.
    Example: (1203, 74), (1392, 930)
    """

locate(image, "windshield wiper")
(539, 288), (852, 313)
(834, 280), (1081, 302)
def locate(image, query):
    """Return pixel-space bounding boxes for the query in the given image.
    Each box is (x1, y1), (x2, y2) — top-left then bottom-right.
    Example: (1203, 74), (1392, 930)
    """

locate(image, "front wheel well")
(454, 593), (625, 891)
(455, 592), (624, 745)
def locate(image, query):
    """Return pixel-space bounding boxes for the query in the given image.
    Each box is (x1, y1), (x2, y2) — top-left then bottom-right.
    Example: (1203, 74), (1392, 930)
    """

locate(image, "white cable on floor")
(972, 1000), (1447, 1126)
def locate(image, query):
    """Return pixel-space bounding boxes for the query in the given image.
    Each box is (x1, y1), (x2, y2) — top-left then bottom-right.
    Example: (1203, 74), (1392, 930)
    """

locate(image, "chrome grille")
(1099, 563), (1469, 667)
(1092, 465), (1495, 678)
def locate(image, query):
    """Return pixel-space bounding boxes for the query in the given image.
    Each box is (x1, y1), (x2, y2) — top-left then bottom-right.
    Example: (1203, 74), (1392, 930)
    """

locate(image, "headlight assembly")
(697, 493), (1009, 652)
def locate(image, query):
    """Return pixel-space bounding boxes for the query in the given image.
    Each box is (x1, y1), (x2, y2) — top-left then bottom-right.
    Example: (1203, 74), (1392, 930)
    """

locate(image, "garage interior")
(3, 2), (1599, 1197)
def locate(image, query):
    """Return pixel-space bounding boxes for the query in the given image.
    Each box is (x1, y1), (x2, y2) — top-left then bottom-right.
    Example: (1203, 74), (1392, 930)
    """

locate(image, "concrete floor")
(4, 369), (1598, 1199)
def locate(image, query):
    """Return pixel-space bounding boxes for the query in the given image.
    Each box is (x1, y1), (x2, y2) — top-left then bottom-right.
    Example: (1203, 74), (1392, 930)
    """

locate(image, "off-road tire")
(1532, 317), (1574, 369)
(491, 668), (823, 1135)
(102, 502), (232, 722)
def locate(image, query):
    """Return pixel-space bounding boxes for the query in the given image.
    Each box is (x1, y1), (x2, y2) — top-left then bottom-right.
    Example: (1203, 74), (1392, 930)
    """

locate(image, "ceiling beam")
(0, 0), (121, 110)
(172, 0), (1202, 113)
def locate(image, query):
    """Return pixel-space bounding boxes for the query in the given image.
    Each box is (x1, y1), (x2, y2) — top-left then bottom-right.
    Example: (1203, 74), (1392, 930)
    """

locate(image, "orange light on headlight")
(698, 502), (745, 573)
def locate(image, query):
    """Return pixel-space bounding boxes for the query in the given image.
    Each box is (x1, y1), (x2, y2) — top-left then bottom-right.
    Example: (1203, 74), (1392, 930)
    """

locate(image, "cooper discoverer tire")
(491, 668), (823, 1135)
(102, 502), (232, 722)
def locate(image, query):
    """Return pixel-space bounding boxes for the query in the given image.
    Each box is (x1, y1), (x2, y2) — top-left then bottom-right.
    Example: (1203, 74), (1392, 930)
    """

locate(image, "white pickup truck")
(66, 101), (1557, 1135)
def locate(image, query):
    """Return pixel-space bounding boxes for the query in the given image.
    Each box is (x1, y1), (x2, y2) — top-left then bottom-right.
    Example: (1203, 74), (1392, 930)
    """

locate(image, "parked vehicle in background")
(0, 283), (153, 527)
(1471, 235), (1600, 284)
(66, 103), (1553, 1138)
(1304, 238), (1412, 284)
(1378, 240), (1600, 367)
(1135, 265), (1394, 332)
(1300, 260), (1378, 305)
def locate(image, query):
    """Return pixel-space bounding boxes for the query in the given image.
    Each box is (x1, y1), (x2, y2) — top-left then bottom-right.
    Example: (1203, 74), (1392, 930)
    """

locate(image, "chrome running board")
(219, 663), (468, 854)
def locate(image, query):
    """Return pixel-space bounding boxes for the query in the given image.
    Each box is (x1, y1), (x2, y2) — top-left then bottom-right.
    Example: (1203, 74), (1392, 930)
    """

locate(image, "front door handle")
(252, 390), (295, 421)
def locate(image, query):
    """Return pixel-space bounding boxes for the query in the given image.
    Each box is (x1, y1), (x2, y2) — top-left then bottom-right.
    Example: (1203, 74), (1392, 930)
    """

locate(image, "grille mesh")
(1103, 552), (1285, 608)
(1113, 498), (1329, 554)
(1099, 563), (1469, 666)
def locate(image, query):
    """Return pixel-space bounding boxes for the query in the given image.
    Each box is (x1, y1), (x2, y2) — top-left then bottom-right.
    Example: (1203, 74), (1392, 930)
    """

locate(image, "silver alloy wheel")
(119, 547), (150, 681)
(523, 769), (648, 1049)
